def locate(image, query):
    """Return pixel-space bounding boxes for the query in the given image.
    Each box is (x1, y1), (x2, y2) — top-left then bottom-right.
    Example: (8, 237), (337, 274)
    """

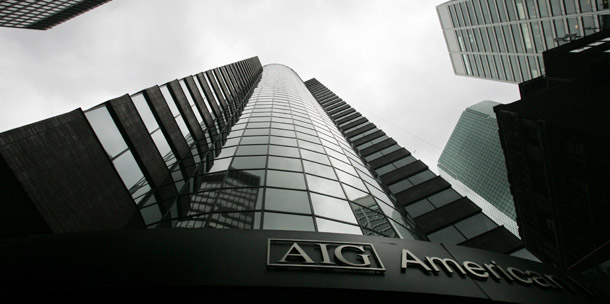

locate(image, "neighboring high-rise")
(2, 56), (606, 301)
(495, 29), (610, 276)
(438, 100), (518, 237)
(436, 0), (610, 83)
(0, 0), (110, 30)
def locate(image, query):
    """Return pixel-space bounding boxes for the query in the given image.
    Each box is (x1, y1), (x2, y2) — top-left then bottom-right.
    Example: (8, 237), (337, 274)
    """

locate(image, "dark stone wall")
(0, 109), (142, 234)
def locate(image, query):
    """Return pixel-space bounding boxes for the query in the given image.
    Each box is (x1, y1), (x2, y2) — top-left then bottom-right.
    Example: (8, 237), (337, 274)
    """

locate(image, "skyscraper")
(0, 0), (110, 30)
(0, 56), (523, 254)
(438, 100), (518, 237)
(1, 56), (605, 301)
(436, 0), (610, 83)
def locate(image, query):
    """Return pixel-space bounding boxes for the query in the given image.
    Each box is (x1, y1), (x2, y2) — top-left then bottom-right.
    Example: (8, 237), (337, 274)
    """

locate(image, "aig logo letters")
(267, 239), (385, 272)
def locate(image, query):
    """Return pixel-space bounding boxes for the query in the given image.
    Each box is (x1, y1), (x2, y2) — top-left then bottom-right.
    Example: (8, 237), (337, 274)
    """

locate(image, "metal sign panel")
(267, 238), (385, 272)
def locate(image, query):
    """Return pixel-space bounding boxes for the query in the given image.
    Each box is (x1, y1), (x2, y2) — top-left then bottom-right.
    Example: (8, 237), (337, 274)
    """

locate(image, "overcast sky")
(0, 0), (521, 172)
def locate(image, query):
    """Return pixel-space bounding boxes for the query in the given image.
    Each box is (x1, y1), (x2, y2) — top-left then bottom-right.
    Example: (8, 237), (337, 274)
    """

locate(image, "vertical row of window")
(85, 58), (260, 226)
(307, 80), (426, 237)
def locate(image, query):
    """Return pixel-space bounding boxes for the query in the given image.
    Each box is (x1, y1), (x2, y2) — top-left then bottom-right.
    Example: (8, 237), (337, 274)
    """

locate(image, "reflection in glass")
(350, 203), (395, 237)
(306, 174), (346, 198)
(263, 212), (315, 231)
(268, 156), (302, 172)
(303, 160), (336, 179)
(310, 193), (357, 224)
(265, 188), (311, 213)
(230, 156), (267, 170)
(132, 93), (159, 133)
(113, 150), (149, 197)
(269, 145), (300, 158)
(85, 106), (127, 158)
(316, 218), (362, 235)
(267, 170), (306, 189)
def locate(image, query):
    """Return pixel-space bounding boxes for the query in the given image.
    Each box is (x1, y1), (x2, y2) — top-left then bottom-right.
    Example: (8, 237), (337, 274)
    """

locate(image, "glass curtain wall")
(438, 0), (610, 83)
(168, 64), (418, 239)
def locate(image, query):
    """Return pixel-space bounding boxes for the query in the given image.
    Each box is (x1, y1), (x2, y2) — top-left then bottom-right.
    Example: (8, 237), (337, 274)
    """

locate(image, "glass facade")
(437, 0), (610, 82)
(85, 61), (417, 239)
(438, 100), (519, 237)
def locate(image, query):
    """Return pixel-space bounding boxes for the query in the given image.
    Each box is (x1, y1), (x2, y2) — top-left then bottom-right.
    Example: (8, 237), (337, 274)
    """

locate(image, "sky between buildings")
(0, 0), (521, 172)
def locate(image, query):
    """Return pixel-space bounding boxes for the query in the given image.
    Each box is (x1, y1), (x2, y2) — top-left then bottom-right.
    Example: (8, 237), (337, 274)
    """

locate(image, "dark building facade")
(495, 29), (610, 276)
(0, 0), (110, 30)
(0, 56), (606, 301)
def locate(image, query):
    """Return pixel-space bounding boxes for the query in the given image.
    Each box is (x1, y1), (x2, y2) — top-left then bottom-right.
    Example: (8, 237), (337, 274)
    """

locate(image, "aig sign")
(267, 238), (385, 272)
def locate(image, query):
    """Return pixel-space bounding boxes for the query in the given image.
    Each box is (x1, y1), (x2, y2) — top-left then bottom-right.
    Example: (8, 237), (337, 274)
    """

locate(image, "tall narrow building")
(0, 57), (604, 302)
(437, 0), (610, 83)
(438, 100), (518, 237)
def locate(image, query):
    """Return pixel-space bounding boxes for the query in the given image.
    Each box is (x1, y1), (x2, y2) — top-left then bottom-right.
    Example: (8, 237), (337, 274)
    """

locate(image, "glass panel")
(582, 16), (595, 36)
(408, 170), (436, 186)
(506, 0), (518, 20)
(269, 145), (300, 158)
(538, 0), (549, 16)
(132, 93), (159, 133)
(388, 179), (413, 193)
(236, 145), (268, 156)
(542, 21), (556, 48)
(405, 199), (435, 218)
(567, 17), (579, 35)
(303, 160), (336, 179)
(336, 170), (366, 190)
(316, 218), (362, 235)
(159, 85), (180, 117)
(300, 149), (330, 165)
(245, 128), (270, 136)
(525, 0), (538, 18)
(310, 193), (357, 224)
(85, 106), (127, 158)
(151, 130), (175, 167)
(564, 0), (577, 13)
(267, 170), (306, 190)
(230, 156), (267, 169)
(454, 213), (498, 238)
(265, 188), (311, 213)
(240, 136), (269, 145)
(270, 136), (297, 147)
(515, 0), (527, 19)
(268, 156), (303, 172)
(427, 226), (466, 244)
(306, 174), (346, 198)
(263, 212), (314, 231)
(428, 188), (462, 207)
(531, 22), (544, 52)
(113, 150), (147, 191)
(549, 0), (563, 16)
(579, 0), (593, 12)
